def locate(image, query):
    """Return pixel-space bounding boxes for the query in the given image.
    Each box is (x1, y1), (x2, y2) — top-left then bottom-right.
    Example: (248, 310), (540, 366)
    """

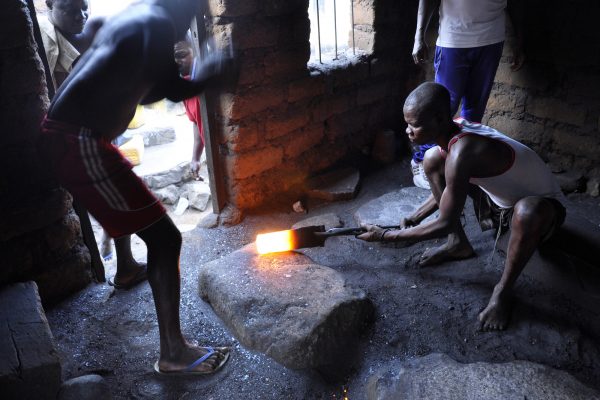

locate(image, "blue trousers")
(413, 41), (504, 163)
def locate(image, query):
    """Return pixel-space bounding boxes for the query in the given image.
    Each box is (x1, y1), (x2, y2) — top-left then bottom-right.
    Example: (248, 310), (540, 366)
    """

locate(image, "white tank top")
(437, 0), (506, 48)
(449, 119), (564, 209)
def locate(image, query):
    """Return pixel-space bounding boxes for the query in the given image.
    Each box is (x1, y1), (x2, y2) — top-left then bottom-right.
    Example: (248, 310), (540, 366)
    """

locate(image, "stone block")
(182, 181), (211, 212)
(528, 97), (587, 127)
(152, 184), (180, 205)
(222, 119), (260, 152)
(198, 244), (374, 369)
(354, 187), (435, 227)
(354, 27), (375, 53)
(265, 50), (309, 82)
(282, 125), (325, 159)
(0, 282), (61, 400)
(58, 374), (112, 400)
(357, 81), (390, 106)
(142, 163), (190, 189)
(228, 87), (287, 120)
(312, 96), (353, 122)
(366, 353), (599, 400)
(225, 146), (284, 180)
(354, 0), (375, 25)
(307, 167), (360, 201)
(292, 213), (343, 231)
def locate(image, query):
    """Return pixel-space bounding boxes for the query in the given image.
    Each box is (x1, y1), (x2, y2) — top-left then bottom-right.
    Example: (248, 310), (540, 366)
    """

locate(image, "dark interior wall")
(482, 0), (600, 195)
(0, 0), (91, 304)
(206, 0), (421, 210)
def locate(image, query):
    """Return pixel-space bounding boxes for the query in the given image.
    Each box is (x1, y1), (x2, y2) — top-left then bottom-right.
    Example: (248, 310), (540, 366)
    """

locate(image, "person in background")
(174, 39), (205, 181)
(410, 0), (525, 190)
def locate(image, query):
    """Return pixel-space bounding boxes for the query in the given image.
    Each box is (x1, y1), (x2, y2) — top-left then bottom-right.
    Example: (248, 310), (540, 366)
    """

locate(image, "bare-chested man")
(357, 82), (567, 331)
(39, 0), (232, 375)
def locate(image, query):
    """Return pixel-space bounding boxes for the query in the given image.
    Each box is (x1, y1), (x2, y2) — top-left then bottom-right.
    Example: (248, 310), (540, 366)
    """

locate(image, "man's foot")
(109, 263), (148, 290)
(411, 159), (430, 190)
(154, 344), (230, 375)
(100, 238), (113, 261)
(478, 286), (512, 331)
(418, 241), (475, 267)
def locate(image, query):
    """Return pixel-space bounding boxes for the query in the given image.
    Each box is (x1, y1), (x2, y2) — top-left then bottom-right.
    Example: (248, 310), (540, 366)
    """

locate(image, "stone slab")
(307, 167), (361, 202)
(127, 124), (176, 147)
(366, 353), (600, 400)
(198, 244), (374, 369)
(142, 163), (191, 189)
(354, 186), (435, 227)
(291, 213), (343, 230)
(0, 282), (61, 400)
(58, 374), (112, 400)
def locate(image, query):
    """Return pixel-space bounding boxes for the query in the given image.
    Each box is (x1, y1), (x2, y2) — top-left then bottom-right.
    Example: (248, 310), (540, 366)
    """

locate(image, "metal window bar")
(314, 0), (356, 63)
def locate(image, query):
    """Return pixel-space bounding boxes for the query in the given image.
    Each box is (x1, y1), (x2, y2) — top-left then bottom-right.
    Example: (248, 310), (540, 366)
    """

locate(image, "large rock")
(198, 244), (374, 369)
(127, 123), (176, 147)
(0, 282), (61, 400)
(354, 187), (435, 227)
(142, 163), (191, 190)
(366, 353), (600, 400)
(307, 167), (361, 201)
(58, 374), (112, 400)
(182, 181), (211, 211)
(292, 213), (343, 230)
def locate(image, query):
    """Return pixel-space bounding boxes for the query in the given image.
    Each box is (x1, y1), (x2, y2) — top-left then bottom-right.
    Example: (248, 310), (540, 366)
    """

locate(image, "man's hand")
(510, 43), (525, 71)
(192, 40), (235, 86)
(190, 160), (201, 180)
(400, 216), (418, 229)
(356, 224), (390, 242)
(412, 37), (429, 65)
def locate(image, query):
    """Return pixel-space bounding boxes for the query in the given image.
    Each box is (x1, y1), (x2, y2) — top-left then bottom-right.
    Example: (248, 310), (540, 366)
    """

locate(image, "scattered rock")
(554, 170), (585, 193)
(354, 186), (435, 227)
(292, 213), (343, 231)
(220, 204), (244, 226)
(292, 200), (307, 213)
(182, 181), (211, 211)
(173, 197), (189, 216)
(197, 212), (219, 229)
(0, 282), (61, 400)
(307, 167), (360, 202)
(128, 123), (176, 147)
(58, 374), (112, 400)
(152, 184), (179, 205)
(142, 163), (191, 190)
(366, 353), (599, 400)
(198, 244), (374, 369)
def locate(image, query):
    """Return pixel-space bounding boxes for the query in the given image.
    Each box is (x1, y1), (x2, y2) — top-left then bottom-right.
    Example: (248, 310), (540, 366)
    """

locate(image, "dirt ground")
(46, 159), (600, 400)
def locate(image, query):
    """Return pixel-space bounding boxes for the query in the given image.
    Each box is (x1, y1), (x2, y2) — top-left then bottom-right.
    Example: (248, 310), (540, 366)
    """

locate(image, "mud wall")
(206, 0), (420, 210)
(0, 0), (91, 305)
(482, 0), (600, 195)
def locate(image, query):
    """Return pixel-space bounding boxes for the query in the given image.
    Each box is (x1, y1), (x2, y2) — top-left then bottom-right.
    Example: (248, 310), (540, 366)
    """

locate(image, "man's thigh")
(434, 46), (471, 116)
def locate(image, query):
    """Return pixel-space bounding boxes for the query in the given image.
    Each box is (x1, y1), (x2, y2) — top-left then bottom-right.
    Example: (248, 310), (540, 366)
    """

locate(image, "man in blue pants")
(410, 0), (525, 189)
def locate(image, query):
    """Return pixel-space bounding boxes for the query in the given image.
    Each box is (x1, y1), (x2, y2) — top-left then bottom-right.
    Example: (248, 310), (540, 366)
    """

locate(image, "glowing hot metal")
(256, 230), (294, 254)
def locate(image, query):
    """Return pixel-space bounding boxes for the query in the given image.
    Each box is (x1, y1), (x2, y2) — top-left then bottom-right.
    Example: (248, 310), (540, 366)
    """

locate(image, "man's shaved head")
(404, 82), (452, 120)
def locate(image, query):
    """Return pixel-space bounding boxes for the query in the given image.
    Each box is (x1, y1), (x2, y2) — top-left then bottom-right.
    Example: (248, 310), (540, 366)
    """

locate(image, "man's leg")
(136, 215), (229, 372)
(479, 196), (559, 331)
(462, 42), (503, 122)
(110, 234), (148, 288)
(419, 147), (475, 266)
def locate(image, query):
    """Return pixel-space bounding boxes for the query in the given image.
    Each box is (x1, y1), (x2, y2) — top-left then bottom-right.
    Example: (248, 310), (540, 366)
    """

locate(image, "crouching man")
(358, 82), (566, 331)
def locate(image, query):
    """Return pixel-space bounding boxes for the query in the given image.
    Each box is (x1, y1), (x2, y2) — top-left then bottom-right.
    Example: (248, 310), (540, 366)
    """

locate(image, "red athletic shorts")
(40, 117), (166, 238)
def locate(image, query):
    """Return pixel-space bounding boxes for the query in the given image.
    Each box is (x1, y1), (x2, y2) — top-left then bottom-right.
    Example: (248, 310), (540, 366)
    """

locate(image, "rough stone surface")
(354, 186), (436, 227)
(307, 167), (361, 202)
(0, 282), (61, 400)
(554, 170), (585, 193)
(152, 184), (180, 205)
(292, 213), (343, 230)
(366, 353), (600, 400)
(182, 181), (211, 211)
(128, 123), (176, 147)
(220, 204), (244, 226)
(198, 244), (374, 369)
(142, 163), (191, 189)
(197, 212), (219, 228)
(58, 374), (112, 400)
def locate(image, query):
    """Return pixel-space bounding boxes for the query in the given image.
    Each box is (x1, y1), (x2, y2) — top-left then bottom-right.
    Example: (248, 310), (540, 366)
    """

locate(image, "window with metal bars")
(309, 0), (365, 64)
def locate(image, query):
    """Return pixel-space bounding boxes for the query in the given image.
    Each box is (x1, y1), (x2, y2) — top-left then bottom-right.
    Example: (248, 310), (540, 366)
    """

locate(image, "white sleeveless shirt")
(449, 119), (564, 209)
(437, 0), (507, 48)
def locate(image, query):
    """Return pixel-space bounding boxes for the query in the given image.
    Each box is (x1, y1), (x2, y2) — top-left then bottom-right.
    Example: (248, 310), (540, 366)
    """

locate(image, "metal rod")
(351, 0), (356, 55)
(316, 0), (322, 63)
(333, 0), (338, 60)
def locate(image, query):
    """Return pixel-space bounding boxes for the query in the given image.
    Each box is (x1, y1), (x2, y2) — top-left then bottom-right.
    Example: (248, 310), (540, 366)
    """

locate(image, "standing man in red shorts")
(40, 0), (232, 375)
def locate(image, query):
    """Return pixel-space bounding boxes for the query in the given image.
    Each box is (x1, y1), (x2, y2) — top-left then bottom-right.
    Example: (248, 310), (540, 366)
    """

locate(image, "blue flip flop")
(153, 346), (230, 376)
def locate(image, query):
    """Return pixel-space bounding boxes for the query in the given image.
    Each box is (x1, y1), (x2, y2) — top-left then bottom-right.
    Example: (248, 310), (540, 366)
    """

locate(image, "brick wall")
(482, 0), (600, 195)
(206, 0), (420, 210)
(0, 0), (91, 305)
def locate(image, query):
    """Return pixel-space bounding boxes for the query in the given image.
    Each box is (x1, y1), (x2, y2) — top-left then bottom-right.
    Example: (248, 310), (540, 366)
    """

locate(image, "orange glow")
(256, 230), (294, 254)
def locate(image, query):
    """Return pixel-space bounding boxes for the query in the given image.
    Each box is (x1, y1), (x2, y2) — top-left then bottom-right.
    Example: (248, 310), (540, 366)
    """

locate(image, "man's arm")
(412, 0), (440, 65)
(507, 0), (525, 71)
(359, 147), (471, 242)
(190, 122), (203, 179)
(401, 193), (439, 228)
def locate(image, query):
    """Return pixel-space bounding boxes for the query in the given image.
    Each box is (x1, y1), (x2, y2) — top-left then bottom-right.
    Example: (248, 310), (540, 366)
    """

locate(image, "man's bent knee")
(422, 146), (445, 176)
(137, 216), (182, 250)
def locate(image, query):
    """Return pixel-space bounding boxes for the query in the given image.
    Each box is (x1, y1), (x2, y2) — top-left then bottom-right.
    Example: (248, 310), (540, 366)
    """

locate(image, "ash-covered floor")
(46, 159), (600, 399)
